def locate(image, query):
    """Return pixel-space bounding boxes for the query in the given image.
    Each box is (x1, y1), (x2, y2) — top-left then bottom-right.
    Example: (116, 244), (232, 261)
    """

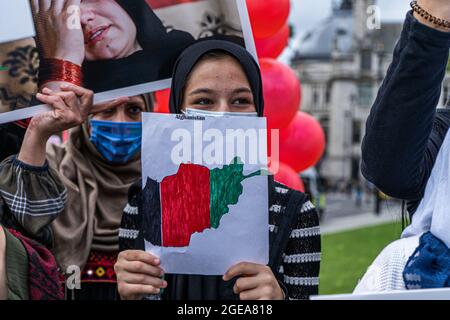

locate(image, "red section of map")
(146, 0), (203, 10)
(160, 163), (211, 247)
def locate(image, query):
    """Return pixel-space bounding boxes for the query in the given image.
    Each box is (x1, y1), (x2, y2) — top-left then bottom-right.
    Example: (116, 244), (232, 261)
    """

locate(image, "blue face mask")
(90, 119), (142, 164)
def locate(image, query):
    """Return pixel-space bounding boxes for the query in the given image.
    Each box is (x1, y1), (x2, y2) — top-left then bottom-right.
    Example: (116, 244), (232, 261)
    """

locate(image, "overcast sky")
(280, 0), (411, 62)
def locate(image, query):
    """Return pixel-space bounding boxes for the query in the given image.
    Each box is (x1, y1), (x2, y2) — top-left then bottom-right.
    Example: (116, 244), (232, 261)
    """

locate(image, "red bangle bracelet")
(38, 58), (83, 88)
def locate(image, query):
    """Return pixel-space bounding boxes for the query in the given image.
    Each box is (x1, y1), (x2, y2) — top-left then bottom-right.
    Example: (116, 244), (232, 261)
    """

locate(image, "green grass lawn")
(319, 222), (403, 295)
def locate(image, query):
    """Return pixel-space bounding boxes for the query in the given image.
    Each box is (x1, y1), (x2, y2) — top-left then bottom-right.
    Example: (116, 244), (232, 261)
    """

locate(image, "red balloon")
(270, 161), (305, 192)
(256, 23), (290, 59)
(279, 112), (326, 173)
(247, 0), (290, 39)
(154, 88), (171, 113)
(261, 58), (301, 130)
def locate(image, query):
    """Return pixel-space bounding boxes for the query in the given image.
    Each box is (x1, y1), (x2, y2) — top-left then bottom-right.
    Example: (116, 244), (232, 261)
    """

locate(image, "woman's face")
(80, 0), (141, 61)
(181, 55), (257, 113)
(92, 95), (146, 122)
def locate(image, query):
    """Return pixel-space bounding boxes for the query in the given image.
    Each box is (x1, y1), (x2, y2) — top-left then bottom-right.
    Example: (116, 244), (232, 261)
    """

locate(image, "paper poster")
(311, 288), (450, 301)
(0, 0), (256, 124)
(0, 0), (35, 44)
(141, 113), (269, 275)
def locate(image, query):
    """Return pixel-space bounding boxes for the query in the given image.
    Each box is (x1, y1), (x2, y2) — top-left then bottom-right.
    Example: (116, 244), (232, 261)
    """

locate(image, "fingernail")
(154, 258), (160, 265)
(162, 281), (168, 288)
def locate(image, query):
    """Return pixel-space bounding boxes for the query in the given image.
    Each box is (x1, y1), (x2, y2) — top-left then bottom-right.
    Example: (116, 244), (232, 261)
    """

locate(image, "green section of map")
(209, 157), (261, 229)
(0, 66), (8, 71)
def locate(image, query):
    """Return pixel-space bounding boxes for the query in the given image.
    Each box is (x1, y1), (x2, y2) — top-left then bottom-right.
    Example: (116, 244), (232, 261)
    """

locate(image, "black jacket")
(0, 123), (25, 162)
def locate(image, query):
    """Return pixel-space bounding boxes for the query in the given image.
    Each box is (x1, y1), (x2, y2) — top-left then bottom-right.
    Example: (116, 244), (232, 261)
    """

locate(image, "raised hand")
(30, 84), (93, 138)
(30, 0), (85, 65)
(18, 84), (94, 166)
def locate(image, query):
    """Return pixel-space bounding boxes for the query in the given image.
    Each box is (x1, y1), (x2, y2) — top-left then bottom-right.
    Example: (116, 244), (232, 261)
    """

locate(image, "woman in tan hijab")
(0, 86), (153, 300)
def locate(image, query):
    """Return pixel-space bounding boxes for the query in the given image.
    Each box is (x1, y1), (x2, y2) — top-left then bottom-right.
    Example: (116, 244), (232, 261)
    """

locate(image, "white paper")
(0, 0), (35, 44)
(141, 113), (269, 275)
(311, 288), (450, 300)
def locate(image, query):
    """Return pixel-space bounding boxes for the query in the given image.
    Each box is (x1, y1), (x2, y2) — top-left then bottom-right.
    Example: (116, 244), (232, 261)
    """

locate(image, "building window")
(312, 85), (319, 108)
(320, 117), (329, 156)
(361, 50), (372, 71)
(325, 82), (331, 104)
(358, 83), (373, 107)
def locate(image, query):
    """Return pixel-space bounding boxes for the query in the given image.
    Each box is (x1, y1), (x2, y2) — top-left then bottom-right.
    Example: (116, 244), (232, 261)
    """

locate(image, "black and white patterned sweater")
(119, 178), (321, 300)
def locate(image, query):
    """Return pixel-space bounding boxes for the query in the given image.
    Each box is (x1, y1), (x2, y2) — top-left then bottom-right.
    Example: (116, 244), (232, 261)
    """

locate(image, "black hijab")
(169, 38), (265, 117)
(83, 0), (195, 93)
(162, 39), (266, 300)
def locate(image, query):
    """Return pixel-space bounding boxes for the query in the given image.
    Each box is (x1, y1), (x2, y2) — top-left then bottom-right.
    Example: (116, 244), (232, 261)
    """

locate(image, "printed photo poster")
(0, 0), (36, 115)
(140, 113), (269, 275)
(0, 0), (256, 124)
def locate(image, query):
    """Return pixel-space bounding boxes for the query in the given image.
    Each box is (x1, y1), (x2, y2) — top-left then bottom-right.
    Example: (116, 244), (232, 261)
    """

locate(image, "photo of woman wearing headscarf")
(30, 0), (195, 93)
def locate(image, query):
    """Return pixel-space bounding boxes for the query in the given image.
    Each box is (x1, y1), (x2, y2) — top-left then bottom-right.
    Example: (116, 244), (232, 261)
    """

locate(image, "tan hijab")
(47, 95), (152, 271)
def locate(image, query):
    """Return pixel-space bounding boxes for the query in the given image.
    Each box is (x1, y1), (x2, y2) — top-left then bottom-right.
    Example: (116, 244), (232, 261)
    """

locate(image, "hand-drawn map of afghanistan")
(141, 113), (269, 275)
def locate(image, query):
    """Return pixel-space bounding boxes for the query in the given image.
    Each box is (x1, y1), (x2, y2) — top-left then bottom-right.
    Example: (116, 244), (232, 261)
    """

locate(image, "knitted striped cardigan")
(119, 178), (321, 300)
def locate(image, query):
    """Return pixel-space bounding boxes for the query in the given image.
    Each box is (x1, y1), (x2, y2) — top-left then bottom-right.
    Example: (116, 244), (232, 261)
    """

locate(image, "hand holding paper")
(115, 250), (168, 300)
(224, 262), (285, 300)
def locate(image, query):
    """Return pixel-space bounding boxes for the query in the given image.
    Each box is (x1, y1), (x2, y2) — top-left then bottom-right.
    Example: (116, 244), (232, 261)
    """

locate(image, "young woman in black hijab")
(31, 0), (195, 93)
(0, 123), (26, 163)
(116, 40), (322, 300)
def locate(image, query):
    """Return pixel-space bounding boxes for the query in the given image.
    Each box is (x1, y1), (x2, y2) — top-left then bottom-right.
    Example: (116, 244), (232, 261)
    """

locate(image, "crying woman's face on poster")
(80, 0), (142, 61)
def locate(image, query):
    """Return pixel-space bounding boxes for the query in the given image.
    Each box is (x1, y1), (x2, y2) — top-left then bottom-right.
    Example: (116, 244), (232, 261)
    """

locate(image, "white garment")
(353, 236), (420, 293)
(402, 128), (450, 248)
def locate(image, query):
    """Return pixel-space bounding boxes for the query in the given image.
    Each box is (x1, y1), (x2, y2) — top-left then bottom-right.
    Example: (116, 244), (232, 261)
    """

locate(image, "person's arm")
(116, 181), (168, 301)
(17, 85), (93, 167)
(280, 198), (321, 300)
(0, 156), (67, 246)
(353, 236), (420, 293)
(361, 4), (450, 201)
(119, 180), (145, 252)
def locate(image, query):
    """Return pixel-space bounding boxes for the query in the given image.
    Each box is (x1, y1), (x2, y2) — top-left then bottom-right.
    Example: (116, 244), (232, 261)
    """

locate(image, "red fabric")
(14, 118), (31, 129)
(8, 229), (64, 300)
(38, 58), (83, 88)
(146, 0), (202, 10)
(161, 164), (211, 247)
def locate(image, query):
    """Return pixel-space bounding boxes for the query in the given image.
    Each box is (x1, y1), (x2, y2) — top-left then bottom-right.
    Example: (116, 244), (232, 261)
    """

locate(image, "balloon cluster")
(155, 0), (326, 192)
